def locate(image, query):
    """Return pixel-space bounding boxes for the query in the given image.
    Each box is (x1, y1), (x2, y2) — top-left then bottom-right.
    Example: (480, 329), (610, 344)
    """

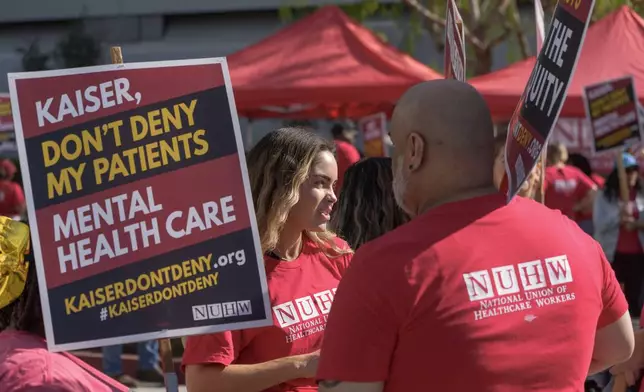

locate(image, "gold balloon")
(0, 217), (31, 310)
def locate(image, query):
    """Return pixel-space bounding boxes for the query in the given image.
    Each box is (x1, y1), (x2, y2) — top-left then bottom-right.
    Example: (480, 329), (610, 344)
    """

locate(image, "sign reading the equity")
(504, 0), (596, 200)
(358, 113), (388, 157)
(584, 76), (642, 154)
(8, 58), (272, 351)
(444, 0), (466, 81)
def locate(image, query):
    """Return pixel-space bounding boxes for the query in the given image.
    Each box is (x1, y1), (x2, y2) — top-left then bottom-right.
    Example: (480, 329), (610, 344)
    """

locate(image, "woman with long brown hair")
(330, 157), (409, 250)
(183, 128), (353, 392)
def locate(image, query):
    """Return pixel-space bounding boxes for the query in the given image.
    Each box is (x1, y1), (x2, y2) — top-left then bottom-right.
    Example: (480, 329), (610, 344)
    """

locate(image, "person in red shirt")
(331, 123), (361, 194)
(0, 160), (25, 218)
(594, 153), (644, 317)
(0, 159), (17, 181)
(545, 143), (597, 229)
(316, 80), (634, 392)
(568, 153), (605, 236)
(183, 127), (353, 392)
(0, 218), (128, 392)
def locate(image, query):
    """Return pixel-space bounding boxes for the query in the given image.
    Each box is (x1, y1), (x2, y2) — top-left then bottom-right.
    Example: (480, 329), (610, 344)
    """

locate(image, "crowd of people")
(0, 79), (642, 391)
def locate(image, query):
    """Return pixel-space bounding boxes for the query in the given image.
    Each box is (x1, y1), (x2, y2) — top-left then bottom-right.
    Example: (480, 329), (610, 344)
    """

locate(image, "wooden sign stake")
(109, 45), (179, 392)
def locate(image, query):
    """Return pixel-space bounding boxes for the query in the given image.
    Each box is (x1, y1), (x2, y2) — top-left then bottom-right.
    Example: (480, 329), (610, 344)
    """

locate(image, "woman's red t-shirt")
(576, 173), (605, 221)
(182, 236), (352, 392)
(616, 189), (643, 254)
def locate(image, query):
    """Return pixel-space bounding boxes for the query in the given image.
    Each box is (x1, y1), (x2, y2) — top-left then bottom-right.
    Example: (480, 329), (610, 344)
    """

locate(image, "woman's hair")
(246, 127), (349, 256)
(547, 143), (568, 165)
(330, 157), (409, 250)
(493, 133), (506, 159)
(0, 251), (44, 336)
(604, 167), (641, 202)
(567, 153), (593, 178)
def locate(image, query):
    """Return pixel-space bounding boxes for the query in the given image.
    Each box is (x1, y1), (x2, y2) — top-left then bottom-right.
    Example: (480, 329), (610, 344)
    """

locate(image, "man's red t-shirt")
(334, 140), (360, 194)
(0, 180), (24, 216)
(545, 165), (596, 220)
(317, 194), (627, 392)
(182, 236), (352, 392)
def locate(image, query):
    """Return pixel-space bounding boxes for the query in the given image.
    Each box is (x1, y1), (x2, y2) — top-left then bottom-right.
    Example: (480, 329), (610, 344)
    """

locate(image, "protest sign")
(504, 0), (596, 200)
(533, 0), (547, 202)
(0, 93), (12, 132)
(583, 76), (642, 154)
(8, 58), (272, 351)
(358, 112), (388, 157)
(444, 0), (465, 81)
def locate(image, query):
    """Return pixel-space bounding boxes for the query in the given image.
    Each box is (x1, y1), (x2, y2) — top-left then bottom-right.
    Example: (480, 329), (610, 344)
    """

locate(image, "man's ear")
(406, 132), (425, 172)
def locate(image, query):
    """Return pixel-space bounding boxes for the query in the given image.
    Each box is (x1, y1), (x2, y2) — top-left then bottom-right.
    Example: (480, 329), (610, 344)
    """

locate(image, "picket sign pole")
(159, 338), (179, 392)
(109, 46), (179, 392)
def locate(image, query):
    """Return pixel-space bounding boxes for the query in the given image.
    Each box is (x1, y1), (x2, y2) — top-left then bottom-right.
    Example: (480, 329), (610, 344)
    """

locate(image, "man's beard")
(392, 156), (412, 215)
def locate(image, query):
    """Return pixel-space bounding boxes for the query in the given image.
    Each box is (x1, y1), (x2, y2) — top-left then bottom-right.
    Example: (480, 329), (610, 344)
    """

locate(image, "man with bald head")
(316, 80), (633, 392)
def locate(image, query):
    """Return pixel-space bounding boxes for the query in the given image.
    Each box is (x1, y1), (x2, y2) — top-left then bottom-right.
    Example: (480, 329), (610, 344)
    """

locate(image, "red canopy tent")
(228, 5), (442, 119)
(469, 6), (644, 120)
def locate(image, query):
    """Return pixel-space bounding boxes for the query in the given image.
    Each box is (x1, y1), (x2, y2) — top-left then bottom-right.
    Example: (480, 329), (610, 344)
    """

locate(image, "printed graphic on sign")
(444, 0), (466, 81)
(272, 288), (337, 343)
(504, 0), (596, 200)
(583, 76), (642, 154)
(358, 113), (388, 157)
(0, 93), (12, 132)
(463, 255), (575, 321)
(8, 58), (272, 352)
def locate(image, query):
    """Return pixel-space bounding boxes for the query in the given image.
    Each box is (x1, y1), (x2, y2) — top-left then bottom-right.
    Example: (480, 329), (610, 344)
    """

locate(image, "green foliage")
(278, 0), (409, 51)
(16, 41), (49, 71)
(533, 0), (644, 19)
(280, 0), (406, 23)
(17, 23), (101, 72)
(278, 0), (644, 75)
(592, 0), (644, 20)
(55, 24), (101, 68)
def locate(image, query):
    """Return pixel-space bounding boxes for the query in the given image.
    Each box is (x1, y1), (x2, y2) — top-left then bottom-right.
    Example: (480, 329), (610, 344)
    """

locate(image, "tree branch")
(402, 0), (486, 49)
(498, 0), (513, 14)
(508, 1), (531, 58)
(470, 0), (481, 22)
(488, 24), (512, 47)
(402, 0), (445, 26)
